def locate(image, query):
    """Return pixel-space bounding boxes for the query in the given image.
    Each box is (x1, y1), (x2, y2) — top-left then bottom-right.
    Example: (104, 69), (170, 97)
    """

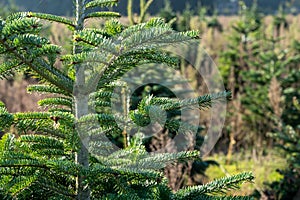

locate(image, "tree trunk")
(74, 0), (90, 199)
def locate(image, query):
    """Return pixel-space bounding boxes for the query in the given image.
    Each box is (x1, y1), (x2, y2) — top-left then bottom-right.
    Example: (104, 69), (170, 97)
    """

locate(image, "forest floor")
(205, 151), (286, 196)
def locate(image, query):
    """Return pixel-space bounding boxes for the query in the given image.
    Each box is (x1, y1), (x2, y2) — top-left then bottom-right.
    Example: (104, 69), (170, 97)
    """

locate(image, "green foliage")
(127, 0), (155, 25)
(265, 99), (300, 199)
(158, 0), (176, 26)
(175, 172), (254, 199)
(219, 2), (300, 152)
(85, 0), (119, 9)
(0, 1), (253, 199)
(158, 1), (195, 32)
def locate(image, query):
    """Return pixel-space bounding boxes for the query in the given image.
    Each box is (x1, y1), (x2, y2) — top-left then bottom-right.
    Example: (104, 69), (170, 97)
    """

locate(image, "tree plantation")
(0, 0), (299, 200)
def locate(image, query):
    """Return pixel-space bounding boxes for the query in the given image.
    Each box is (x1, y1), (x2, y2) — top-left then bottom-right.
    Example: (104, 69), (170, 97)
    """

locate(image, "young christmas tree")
(0, 0), (253, 199)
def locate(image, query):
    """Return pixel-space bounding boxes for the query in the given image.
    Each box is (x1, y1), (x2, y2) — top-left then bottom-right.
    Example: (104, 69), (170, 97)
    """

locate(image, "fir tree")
(266, 98), (300, 199)
(0, 0), (253, 199)
(219, 1), (300, 163)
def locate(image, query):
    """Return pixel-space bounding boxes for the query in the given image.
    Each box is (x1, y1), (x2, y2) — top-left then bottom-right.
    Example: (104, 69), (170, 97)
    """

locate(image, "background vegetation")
(2, 0), (300, 16)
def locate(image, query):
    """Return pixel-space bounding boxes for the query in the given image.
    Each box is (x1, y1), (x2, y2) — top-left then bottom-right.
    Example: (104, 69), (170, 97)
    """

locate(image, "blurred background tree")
(2, 0), (300, 16)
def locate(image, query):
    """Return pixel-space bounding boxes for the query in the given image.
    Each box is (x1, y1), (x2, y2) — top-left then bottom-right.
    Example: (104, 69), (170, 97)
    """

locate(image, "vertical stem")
(121, 87), (130, 148)
(127, 0), (135, 25)
(140, 0), (145, 13)
(139, 0), (145, 23)
(74, 0), (90, 199)
(180, 57), (185, 76)
(139, 0), (154, 23)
